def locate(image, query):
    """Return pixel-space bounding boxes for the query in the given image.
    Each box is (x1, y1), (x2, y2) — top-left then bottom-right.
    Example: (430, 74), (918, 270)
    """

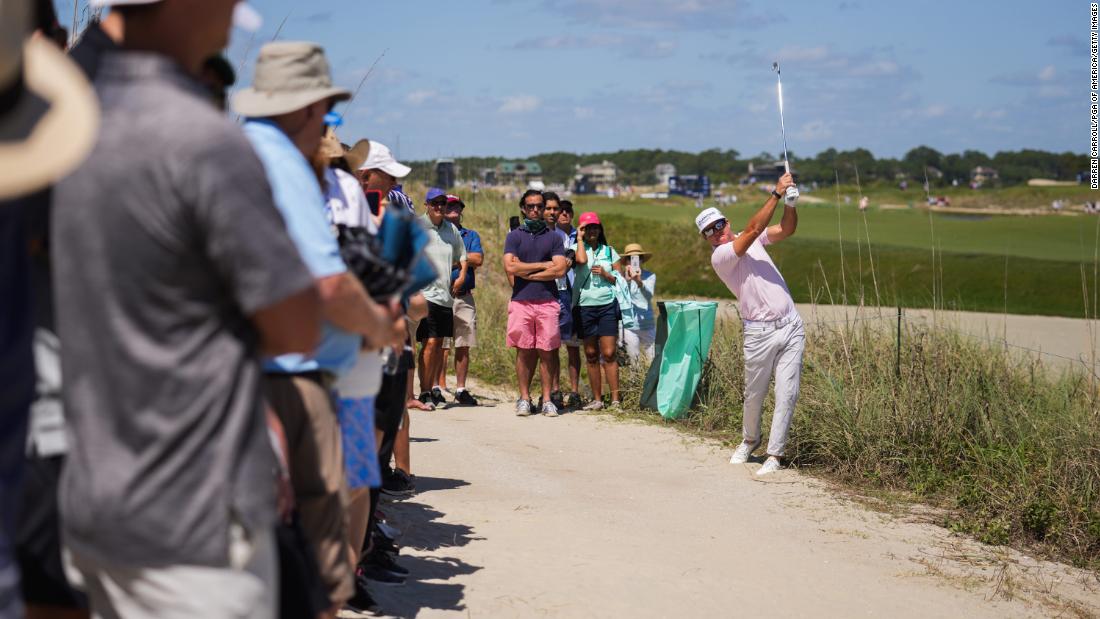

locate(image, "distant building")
(434, 159), (456, 189)
(971, 166), (999, 184)
(576, 160), (619, 185)
(479, 168), (496, 186)
(573, 160), (619, 194)
(744, 160), (791, 184)
(655, 163), (676, 185)
(496, 161), (543, 185)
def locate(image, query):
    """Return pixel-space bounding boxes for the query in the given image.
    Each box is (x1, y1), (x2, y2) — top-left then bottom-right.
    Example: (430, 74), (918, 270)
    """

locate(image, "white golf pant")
(741, 313), (805, 458)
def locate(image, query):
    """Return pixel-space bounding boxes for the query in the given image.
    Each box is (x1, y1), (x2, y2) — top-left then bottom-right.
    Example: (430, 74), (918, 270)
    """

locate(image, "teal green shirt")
(571, 242), (620, 307)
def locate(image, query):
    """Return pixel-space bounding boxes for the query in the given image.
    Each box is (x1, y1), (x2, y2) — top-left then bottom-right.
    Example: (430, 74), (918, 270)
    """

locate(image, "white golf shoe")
(755, 456), (782, 476)
(728, 441), (759, 464)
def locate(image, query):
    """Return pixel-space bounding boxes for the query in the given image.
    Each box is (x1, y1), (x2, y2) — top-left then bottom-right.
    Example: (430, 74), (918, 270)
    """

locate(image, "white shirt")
(324, 167), (383, 398)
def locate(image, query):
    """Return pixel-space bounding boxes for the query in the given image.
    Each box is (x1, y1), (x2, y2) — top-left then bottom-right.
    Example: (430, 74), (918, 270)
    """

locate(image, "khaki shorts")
(443, 293), (476, 349)
(262, 374), (353, 607)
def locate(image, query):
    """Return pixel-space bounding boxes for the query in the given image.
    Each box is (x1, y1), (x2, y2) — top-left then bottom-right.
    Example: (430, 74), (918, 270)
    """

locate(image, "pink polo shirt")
(710, 229), (796, 322)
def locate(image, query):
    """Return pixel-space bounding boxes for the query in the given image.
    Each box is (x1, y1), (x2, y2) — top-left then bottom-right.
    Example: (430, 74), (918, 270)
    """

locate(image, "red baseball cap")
(578, 212), (601, 227)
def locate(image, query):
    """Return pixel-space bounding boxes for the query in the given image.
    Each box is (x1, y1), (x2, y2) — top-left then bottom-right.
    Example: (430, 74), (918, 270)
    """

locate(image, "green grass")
(597, 211), (1096, 317)
(575, 195), (1099, 263)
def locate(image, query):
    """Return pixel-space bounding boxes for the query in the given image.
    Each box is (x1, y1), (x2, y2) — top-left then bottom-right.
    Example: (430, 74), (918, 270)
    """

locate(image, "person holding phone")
(618, 243), (657, 361)
(570, 212), (623, 410)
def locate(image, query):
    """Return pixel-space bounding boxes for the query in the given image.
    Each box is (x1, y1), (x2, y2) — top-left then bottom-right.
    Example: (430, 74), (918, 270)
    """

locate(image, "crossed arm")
(503, 253), (570, 281)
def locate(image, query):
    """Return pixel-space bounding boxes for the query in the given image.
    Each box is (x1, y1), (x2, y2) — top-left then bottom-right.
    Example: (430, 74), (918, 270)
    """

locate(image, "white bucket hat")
(0, 0), (99, 200)
(232, 41), (351, 118)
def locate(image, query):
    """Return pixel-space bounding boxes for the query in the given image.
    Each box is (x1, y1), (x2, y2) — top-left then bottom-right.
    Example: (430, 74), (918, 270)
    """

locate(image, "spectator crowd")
(1, 1), (665, 617)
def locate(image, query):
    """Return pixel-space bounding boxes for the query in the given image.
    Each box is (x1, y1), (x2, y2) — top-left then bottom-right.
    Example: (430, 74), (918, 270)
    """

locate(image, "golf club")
(772, 61), (800, 206)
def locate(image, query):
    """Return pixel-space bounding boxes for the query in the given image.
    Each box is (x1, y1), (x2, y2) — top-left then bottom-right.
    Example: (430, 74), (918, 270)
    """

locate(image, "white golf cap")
(358, 141), (410, 178)
(695, 207), (725, 234)
(88, 0), (263, 32)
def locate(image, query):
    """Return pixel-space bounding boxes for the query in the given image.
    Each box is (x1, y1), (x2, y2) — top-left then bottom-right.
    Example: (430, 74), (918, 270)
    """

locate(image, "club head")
(772, 61), (780, 73)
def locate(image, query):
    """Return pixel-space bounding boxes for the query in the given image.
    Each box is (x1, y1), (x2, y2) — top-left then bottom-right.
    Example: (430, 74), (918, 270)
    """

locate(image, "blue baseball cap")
(425, 188), (446, 203)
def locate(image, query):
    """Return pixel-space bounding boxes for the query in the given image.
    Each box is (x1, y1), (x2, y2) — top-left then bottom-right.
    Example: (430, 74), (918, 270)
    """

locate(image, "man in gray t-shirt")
(50, 3), (321, 615)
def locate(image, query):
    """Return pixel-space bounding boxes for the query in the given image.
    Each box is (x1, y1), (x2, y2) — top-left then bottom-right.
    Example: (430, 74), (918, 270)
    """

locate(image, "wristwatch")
(771, 190), (782, 200)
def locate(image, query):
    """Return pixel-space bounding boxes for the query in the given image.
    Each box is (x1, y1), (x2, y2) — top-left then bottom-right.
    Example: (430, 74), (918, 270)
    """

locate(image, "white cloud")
(573, 106), (595, 119)
(405, 90), (438, 106)
(1038, 65), (1056, 81)
(499, 95), (541, 114)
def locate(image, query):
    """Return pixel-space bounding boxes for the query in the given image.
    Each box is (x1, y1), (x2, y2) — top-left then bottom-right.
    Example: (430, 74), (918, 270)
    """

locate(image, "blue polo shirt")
(451, 226), (483, 296)
(244, 119), (360, 376)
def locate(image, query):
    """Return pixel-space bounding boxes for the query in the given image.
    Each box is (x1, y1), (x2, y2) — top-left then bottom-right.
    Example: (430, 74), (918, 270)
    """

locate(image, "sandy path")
(367, 398), (1100, 618)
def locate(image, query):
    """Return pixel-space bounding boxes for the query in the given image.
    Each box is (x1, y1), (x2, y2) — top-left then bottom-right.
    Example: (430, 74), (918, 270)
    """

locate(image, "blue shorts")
(558, 289), (574, 340)
(336, 396), (382, 489)
(578, 300), (620, 339)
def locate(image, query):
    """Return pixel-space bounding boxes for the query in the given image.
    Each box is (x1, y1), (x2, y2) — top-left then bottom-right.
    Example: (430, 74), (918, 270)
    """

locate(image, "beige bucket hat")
(0, 0), (99, 200)
(232, 41), (351, 118)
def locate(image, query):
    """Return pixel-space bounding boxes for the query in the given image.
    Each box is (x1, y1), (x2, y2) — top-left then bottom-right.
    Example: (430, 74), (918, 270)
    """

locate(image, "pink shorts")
(506, 300), (562, 351)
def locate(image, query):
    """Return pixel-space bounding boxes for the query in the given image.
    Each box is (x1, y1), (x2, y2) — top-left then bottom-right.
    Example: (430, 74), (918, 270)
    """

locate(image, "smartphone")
(630, 255), (640, 276)
(365, 190), (383, 216)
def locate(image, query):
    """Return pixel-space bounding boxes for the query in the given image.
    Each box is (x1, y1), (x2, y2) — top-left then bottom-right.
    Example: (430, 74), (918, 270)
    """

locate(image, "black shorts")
(17, 453), (87, 609)
(416, 302), (454, 340)
(578, 300), (620, 339)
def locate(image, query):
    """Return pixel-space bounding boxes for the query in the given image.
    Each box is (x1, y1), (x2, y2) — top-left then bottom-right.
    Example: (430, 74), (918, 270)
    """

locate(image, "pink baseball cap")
(578, 212), (601, 227)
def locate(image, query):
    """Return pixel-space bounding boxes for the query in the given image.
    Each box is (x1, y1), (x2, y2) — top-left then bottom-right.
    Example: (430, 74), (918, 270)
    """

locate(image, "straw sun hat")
(620, 243), (653, 261)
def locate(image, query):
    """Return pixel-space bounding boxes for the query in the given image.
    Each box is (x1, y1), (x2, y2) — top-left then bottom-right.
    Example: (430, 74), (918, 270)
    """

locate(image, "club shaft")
(776, 72), (790, 173)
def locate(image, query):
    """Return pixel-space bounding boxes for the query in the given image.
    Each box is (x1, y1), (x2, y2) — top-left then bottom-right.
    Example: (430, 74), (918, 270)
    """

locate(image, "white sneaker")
(515, 399), (532, 417)
(755, 456), (782, 476)
(541, 401), (559, 417)
(729, 441), (759, 464)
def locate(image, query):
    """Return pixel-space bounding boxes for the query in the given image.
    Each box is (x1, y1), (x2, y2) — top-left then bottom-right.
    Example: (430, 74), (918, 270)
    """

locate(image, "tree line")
(407, 147), (1088, 188)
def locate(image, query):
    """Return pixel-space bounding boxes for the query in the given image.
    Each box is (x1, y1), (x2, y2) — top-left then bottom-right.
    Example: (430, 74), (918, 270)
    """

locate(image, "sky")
(65, 0), (1086, 161)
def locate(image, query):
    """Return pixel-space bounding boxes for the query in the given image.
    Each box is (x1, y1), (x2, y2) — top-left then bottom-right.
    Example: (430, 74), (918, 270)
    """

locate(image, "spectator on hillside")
(414, 189), (468, 408)
(319, 133), (402, 611)
(5, 2), (97, 616)
(556, 200), (584, 408)
(236, 40), (404, 612)
(438, 195), (484, 406)
(503, 190), (570, 416)
(542, 192), (571, 411)
(619, 243), (657, 361)
(353, 140), (425, 505)
(51, 7), (323, 618)
(571, 213), (623, 410)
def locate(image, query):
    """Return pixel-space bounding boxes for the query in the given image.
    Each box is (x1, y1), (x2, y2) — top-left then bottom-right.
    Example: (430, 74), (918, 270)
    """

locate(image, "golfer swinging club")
(695, 171), (803, 476)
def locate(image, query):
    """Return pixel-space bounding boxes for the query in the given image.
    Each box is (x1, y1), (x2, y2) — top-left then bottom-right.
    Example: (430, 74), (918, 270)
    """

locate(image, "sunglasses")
(445, 204), (464, 213)
(428, 198), (447, 208)
(702, 219), (728, 238)
(522, 202), (546, 210)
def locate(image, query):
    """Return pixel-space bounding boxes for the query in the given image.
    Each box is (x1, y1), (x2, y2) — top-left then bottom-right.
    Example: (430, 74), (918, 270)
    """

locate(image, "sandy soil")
(362, 396), (1100, 618)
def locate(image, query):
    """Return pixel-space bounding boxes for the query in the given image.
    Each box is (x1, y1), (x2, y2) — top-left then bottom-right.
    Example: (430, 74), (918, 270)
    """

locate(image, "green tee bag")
(640, 301), (718, 420)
